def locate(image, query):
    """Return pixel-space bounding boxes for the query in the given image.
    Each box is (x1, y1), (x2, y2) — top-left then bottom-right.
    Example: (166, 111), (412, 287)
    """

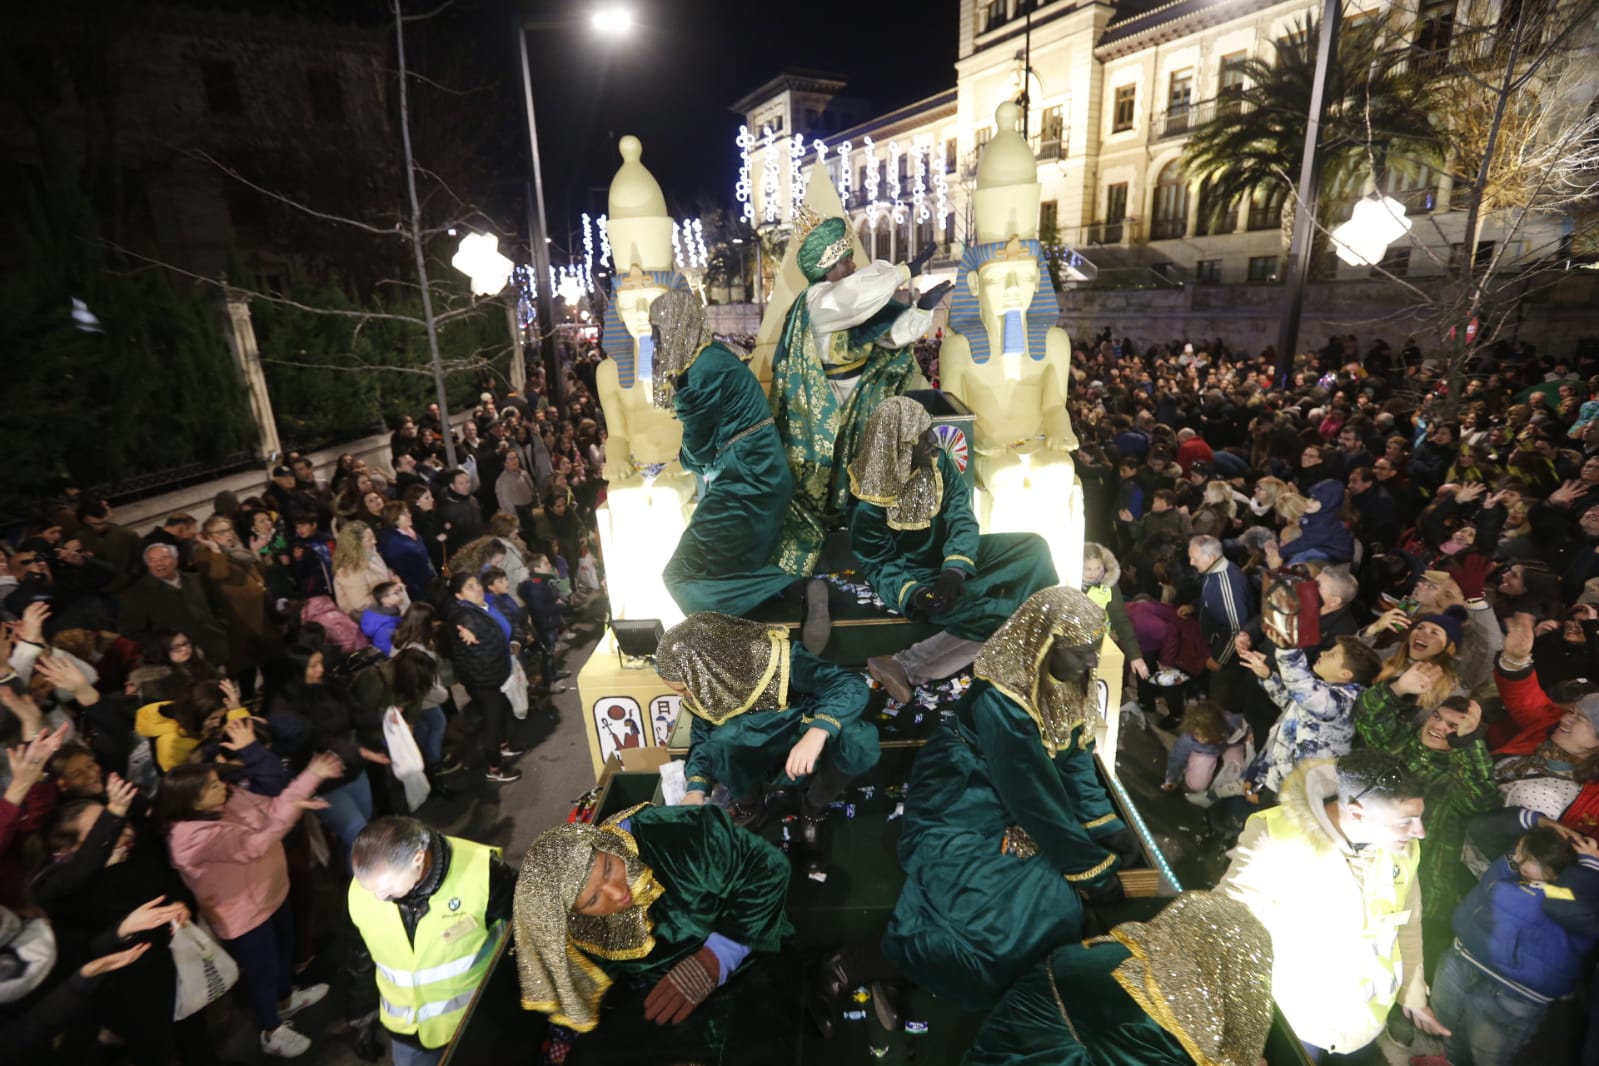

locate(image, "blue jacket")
(1453, 852), (1599, 1001)
(359, 607), (400, 656)
(1198, 558), (1252, 664)
(1281, 479), (1355, 565)
(376, 527), (437, 603)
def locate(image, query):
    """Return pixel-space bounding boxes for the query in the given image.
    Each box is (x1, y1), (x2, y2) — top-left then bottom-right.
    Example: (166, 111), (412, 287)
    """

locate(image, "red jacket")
(1176, 437), (1214, 475)
(1492, 665), (1599, 836)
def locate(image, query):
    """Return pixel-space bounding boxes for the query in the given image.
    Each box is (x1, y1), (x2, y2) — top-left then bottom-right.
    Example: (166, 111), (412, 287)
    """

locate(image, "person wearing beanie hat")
(1414, 605), (1468, 650)
(766, 207), (951, 584)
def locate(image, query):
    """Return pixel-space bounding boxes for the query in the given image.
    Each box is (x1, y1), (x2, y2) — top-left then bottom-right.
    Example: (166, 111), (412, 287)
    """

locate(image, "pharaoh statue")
(939, 101), (1084, 584)
(595, 135), (697, 623)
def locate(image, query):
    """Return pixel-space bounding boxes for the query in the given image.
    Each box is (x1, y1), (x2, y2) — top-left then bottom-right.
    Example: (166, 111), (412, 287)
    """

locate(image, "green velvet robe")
(849, 450), (1058, 641)
(663, 343), (799, 617)
(769, 297), (920, 577)
(964, 940), (1192, 1066)
(590, 805), (793, 983)
(684, 646), (878, 799)
(881, 681), (1126, 1010)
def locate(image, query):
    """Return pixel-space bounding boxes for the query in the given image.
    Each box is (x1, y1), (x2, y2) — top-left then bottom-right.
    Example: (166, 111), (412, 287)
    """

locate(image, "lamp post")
(515, 6), (633, 412)
(1274, 0), (1341, 387)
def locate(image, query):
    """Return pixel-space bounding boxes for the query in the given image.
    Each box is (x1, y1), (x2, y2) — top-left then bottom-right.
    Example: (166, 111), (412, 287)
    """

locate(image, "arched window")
(1194, 179), (1237, 237)
(1151, 161), (1189, 240)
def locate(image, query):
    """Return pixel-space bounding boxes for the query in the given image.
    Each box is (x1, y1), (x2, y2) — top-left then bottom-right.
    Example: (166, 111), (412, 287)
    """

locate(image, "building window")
(1415, 0), (1455, 66)
(875, 224), (891, 260)
(1103, 182), (1128, 243)
(1039, 200), (1059, 238)
(1247, 184), (1287, 231)
(1451, 240), (1495, 271)
(1196, 259), (1223, 284)
(1038, 105), (1064, 159)
(1385, 165), (1438, 213)
(1164, 70), (1194, 134)
(945, 137), (958, 173)
(1195, 180), (1236, 236)
(859, 165), (868, 192)
(803, 107), (822, 131)
(1376, 247), (1411, 277)
(201, 61), (244, 116)
(308, 70), (343, 123)
(1112, 85), (1136, 133)
(975, 126), (993, 150)
(984, 0), (1008, 33)
(1247, 255), (1279, 282)
(1150, 161), (1189, 240)
(1218, 53), (1247, 115)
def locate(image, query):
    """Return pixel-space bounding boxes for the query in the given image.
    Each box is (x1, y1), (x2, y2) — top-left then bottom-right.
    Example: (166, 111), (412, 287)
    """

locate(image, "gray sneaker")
(261, 1023), (311, 1058)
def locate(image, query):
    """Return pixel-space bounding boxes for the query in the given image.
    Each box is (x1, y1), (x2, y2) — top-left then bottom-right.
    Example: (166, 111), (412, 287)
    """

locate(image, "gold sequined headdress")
(514, 806), (665, 1033)
(974, 585), (1106, 754)
(848, 397), (942, 530)
(1105, 891), (1275, 1066)
(647, 289), (714, 410)
(655, 613), (791, 726)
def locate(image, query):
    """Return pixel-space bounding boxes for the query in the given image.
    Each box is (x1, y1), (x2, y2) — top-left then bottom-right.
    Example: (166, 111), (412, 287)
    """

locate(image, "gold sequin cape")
(654, 612), (791, 726)
(1104, 891), (1275, 1066)
(973, 585), (1107, 755)
(847, 396), (942, 531)
(648, 289), (715, 411)
(514, 806), (666, 1033)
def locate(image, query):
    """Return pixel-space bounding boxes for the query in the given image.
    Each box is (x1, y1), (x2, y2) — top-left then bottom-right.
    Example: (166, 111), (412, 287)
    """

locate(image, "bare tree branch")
(180, 149), (404, 237)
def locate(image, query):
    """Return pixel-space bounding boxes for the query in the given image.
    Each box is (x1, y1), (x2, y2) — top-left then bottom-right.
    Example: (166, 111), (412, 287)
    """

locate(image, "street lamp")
(1330, 194), (1412, 267)
(450, 232), (514, 296)
(516, 7), (634, 410)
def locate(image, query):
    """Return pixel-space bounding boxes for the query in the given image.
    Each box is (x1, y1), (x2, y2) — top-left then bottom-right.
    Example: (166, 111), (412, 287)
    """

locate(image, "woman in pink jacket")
(159, 748), (344, 1059)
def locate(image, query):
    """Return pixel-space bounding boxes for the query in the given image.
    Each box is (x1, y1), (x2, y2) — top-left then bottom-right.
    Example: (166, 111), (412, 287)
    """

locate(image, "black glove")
(907, 243), (937, 278)
(931, 568), (966, 611)
(916, 280), (954, 311)
(1097, 827), (1145, 870)
(1078, 874), (1126, 907)
(911, 585), (940, 615)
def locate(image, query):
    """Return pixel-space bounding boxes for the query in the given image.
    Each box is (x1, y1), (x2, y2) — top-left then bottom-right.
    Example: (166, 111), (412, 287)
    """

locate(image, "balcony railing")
(1149, 216), (1189, 241)
(1155, 97), (1246, 138)
(1074, 219), (1139, 246)
(1031, 129), (1068, 161)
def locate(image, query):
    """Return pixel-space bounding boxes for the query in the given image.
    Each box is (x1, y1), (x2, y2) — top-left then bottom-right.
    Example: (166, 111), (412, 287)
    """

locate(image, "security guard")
(348, 817), (516, 1066)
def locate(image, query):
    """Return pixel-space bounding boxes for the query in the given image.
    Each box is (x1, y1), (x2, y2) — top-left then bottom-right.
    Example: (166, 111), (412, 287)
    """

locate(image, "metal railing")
(1155, 97), (1245, 138)
(1075, 218), (1139, 245)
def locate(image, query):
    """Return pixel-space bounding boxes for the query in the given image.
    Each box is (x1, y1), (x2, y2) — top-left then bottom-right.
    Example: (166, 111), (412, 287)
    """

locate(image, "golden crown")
(793, 204), (825, 243)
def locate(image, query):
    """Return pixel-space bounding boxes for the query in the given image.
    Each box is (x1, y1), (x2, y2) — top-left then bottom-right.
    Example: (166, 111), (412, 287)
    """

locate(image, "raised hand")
(308, 751), (346, 780)
(784, 727), (828, 780)
(1446, 552), (1495, 601)
(218, 678), (242, 709)
(4, 724), (72, 798)
(219, 716), (257, 752)
(118, 896), (192, 938)
(34, 655), (95, 701)
(18, 602), (49, 644)
(105, 773), (138, 817)
(1237, 647), (1272, 680)
(1392, 661), (1446, 698)
(1502, 612), (1536, 661)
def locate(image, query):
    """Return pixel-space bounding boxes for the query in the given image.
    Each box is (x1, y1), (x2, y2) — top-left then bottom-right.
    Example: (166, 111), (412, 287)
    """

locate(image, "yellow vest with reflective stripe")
(1085, 584), (1112, 610)
(348, 837), (502, 1049)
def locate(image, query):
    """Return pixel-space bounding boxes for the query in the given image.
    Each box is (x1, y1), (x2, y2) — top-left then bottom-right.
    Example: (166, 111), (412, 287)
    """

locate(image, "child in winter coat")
(1163, 701), (1251, 798)
(1430, 823), (1599, 1066)
(357, 581), (405, 656)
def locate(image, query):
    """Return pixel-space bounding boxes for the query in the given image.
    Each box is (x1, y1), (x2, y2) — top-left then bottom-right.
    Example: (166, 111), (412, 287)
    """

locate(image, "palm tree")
(1182, 12), (1440, 248)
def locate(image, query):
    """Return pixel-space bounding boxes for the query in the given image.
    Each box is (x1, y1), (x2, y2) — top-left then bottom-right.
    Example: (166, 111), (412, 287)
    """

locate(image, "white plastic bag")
(383, 708), (431, 812)
(503, 657), (530, 721)
(171, 921), (239, 1020)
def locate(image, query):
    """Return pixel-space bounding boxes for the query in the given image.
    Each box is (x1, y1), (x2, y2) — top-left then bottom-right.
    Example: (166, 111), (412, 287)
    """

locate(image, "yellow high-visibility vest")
(348, 837), (502, 1049)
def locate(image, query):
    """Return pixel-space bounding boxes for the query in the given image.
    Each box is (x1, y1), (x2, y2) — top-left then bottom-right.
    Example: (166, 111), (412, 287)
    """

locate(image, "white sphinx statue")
(939, 102), (1084, 584)
(594, 135), (696, 623)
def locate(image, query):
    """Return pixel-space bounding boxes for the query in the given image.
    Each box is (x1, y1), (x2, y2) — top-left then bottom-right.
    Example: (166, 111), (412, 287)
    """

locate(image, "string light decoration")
(512, 263), (537, 330)
(837, 139), (853, 207)
(887, 140), (905, 225)
(933, 151), (951, 234)
(761, 124), (780, 225)
(788, 133), (806, 223)
(735, 125), (755, 225)
(690, 218), (708, 269)
(671, 220), (685, 270)
(581, 212), (596, 291)
(597, 214), (612, 271)
(912, 135), (930, 224)
(863, 136), (881, 234)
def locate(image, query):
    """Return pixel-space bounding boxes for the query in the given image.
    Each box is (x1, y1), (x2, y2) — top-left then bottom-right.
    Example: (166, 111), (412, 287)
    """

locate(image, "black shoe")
(730, 797), (769, 831)
(869, 979), (909, 1033)
(432, 756), (466, 777)
(806, 950), (852, 1040)
(796, 812), (831, 876)
(802, 578), (831, 655)
(500, 742), (527, 759)
(1155, 713), (1183, 732)
(484, 765), (522, 783)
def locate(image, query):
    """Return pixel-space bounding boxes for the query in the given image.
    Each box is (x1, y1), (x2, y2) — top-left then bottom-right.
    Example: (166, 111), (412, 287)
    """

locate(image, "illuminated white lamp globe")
(1330, 194), (1412, 267)
(591, 6), (633, 34)
(451, 233), (513, 296)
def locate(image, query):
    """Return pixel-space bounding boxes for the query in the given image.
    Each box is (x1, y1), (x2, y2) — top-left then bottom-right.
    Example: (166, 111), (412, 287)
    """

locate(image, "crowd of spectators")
(0, 360), (610, 1061)
(1063, 330), (1599, 1064)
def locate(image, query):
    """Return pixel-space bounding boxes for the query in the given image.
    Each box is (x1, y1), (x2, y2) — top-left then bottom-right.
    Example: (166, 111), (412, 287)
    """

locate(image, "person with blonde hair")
(333, 520), (407, 618)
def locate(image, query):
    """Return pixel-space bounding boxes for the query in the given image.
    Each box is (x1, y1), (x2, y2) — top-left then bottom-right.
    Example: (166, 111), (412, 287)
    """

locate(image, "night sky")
(472, 0), (958, 249)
